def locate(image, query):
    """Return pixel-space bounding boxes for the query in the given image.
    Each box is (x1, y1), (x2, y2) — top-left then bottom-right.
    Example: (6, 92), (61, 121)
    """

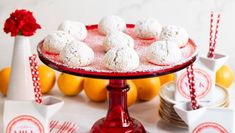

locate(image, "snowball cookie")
(58, 20), (87, 40)
(146, 41), (182, 65)
(103, 31), (134, 51)
(134, 18), (162, 39)
(43, 31), (74, 54)
(104, 47), (139, 71)
(60, 41), (94, 67)
(159, 25), (189, 48)
(98, 15), (126, 35)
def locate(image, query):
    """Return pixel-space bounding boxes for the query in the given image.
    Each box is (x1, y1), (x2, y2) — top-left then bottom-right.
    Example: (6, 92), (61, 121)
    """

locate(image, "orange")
(83, 78), (109, 102)
(216, 65), (234, 89)
(57, 73), (84, 96)
(133, 77), (161, 101)
(159, 73), (175, 85)
(0, 67), (11, 96)
(126, 80), (138, 107)
(38, 65), (56, 94)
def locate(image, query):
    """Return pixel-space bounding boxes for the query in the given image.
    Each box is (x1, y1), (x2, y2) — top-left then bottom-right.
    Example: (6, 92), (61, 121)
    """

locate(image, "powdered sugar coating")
(58, 20), (87, 40)
(159, 25), (189, 48)
(146, 41), (182, 65)
(98, 16), (126, 35)
(60, 41), (94, 67)
(104, 47), (139, 71)
(43, 31), (74, 54)
(135, 18), (162, 39)
(103, 31), (134, 51)
(38, 25), (197, 75)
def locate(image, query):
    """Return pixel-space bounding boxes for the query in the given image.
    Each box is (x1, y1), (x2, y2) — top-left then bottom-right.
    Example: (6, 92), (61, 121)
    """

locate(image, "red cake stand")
(37, 24), (198, 133)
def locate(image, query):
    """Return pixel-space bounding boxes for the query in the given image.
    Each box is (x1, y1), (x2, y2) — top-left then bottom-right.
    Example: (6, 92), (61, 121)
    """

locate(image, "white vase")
(7, 35), (35, 101)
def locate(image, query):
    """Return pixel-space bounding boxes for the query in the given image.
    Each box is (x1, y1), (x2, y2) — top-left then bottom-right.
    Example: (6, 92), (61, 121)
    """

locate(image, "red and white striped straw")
(29, 54), (43, 104)
(209, 12), (214, 49)
(211, 14), (221, 56)
(187, 64), (199, 110)
(208, 12), (221, 58)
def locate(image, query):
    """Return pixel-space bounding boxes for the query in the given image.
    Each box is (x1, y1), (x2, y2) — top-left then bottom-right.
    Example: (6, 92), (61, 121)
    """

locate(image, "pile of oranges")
(57, 73), (164, 106)
(0, 65), (234, 107)
(0, 65), (56, 96)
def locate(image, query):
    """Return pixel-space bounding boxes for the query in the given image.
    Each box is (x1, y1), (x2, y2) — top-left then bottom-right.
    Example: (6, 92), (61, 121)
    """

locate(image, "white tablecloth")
(1, 84), (234, 133)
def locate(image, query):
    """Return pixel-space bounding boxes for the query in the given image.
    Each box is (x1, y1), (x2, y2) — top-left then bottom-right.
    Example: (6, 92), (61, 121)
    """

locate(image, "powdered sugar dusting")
(38, 25), (197, 74)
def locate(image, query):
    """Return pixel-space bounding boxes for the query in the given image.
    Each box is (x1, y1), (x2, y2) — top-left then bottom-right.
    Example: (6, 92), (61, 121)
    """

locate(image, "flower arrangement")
(3, 9), (41, 37)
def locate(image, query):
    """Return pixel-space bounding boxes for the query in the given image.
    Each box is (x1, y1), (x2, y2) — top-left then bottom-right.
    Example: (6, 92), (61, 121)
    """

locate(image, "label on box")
(6, 115), (44, 133)
(193, 122), (228, 133)
(177, 68), (212, 99)
(175, 56), (219, 102)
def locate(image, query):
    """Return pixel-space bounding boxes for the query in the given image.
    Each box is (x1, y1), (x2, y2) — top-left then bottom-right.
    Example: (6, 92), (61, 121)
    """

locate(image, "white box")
(174, 102), (234, 133)
(3, 96), (63, 133)
(175, 53), (228, 102)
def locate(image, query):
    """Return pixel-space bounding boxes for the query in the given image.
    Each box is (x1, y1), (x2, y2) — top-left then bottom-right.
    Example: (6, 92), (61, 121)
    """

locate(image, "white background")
(0, 0), (235, 132)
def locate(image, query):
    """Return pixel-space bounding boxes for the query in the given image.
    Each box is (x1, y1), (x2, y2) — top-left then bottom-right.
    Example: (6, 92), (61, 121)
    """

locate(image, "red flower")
(3, 9), (41, 37)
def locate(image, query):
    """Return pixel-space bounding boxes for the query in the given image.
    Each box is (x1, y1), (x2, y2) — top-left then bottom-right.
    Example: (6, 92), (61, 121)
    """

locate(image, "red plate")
(37, 24), (198, 79)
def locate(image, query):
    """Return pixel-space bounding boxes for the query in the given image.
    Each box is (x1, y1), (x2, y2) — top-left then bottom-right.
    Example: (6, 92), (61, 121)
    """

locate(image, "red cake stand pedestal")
(91, 79), (146, 133)
(37, 24), (198, 133)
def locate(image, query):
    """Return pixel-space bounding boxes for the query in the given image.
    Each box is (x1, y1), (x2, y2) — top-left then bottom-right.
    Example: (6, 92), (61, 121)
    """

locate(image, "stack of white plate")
(159, 82), (229, 128)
